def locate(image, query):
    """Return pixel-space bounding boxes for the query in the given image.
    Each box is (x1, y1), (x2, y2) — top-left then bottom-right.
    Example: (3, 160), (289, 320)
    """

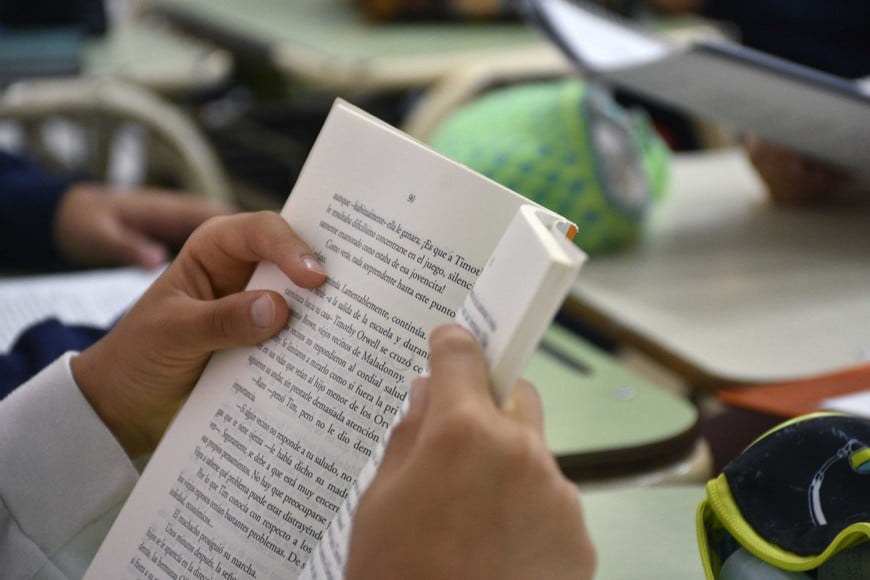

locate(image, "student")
(0, 211), (596, 579)
(0, 150), (233, 398)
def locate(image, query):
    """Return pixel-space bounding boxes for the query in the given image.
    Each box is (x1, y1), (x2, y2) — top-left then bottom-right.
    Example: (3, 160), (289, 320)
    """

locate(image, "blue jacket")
(0, 150), (77, 268)
(0, 151), (106, 398)
(0, 319), (107, 398)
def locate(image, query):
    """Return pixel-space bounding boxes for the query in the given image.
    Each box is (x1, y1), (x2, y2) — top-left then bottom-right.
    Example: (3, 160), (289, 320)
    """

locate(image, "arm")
(0, 151), (77, 268)
(0, 211), (327, 576)
(0, 353), (138, 579)
(52, 184), (234, 269)
(347, 325), (597, 580)
(0, 319), (107, 400)
(0, 150), (234, 271)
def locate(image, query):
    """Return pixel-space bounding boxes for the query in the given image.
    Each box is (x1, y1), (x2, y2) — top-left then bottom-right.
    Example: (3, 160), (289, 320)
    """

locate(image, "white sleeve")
(0, 352), (139, 580)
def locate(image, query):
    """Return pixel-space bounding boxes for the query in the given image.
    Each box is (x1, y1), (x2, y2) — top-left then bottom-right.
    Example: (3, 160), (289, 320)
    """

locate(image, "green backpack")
(430, 79), (670, 256)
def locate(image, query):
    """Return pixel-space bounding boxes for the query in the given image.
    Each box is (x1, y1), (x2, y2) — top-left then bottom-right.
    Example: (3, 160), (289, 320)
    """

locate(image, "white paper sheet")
(821, 390), (870, 419)
(0, 266), (163, 352)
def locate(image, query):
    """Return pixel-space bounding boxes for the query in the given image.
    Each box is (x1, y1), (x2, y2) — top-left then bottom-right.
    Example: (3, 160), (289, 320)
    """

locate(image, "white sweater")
(0, 353), (138, 579)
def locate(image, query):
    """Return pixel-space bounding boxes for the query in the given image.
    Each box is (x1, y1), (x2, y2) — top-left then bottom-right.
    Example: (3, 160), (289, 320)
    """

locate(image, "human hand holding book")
(344, 325), (596, 580)
(84, 100), (587, 578)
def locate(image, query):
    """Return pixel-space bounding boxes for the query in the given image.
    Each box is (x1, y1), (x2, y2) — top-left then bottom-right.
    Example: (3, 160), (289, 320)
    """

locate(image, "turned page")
(524, 0), (870, 178)
(86, 100), (561, 579)
(456, 205), (585, 402)
(301, 205), (585, 580)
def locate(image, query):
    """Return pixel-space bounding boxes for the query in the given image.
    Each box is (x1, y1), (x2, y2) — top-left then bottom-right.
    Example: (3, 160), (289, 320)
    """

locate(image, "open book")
(520, 0), (870, 178)
(85, 99), (585, 578)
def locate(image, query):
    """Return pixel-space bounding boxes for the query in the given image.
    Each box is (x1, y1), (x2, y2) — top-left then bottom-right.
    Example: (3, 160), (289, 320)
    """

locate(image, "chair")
(402, 44), (576, 143)
(0, 77), (232, 202)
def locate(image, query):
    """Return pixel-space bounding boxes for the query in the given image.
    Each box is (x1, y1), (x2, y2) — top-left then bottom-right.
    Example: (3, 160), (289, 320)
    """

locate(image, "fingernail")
(139, 244), (168, 269)
(302, 254), (327, 275)
(251, 295), (275, 328)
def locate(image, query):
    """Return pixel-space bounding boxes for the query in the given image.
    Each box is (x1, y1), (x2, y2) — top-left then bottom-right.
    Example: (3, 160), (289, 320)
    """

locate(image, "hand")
(744, 137), (852, 206)
(71, 211), (327, 458)
(346, 325), (596, 580)
(53, 184), (235, 269)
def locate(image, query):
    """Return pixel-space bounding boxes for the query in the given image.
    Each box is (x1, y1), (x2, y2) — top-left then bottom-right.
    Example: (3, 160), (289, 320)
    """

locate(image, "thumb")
(502, 380), (544, 433)
(177, 291), (291, 353)
(378, 378), (428, 474)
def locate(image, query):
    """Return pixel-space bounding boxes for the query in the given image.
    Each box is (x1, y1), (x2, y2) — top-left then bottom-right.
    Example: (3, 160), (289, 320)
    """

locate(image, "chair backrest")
(0, 77), (232, 202)
(402, 45), (576, 142)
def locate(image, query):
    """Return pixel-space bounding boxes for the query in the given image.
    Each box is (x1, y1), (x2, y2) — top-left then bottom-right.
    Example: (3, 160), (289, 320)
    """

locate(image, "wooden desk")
(83, 18), (232, 96)
(581, 486), (706, 579)
(149, 0), (546, 92)
(526, 325), (701, 481)
(566, 148), (870, 389)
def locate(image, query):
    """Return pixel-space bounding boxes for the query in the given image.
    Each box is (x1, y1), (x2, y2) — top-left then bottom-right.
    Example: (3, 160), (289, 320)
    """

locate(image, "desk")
(566, 149), (870, 389)
(149, 0), (546, 92)
(581, 486), (706, 579)
(1, 266), (704, 483)
(526, 325), (702, 482)
(83, 18), (232, 96)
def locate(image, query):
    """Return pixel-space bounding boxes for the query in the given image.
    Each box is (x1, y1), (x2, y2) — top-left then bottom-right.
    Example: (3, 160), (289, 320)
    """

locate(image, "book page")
(301, 207), (585, 580)
(86, 101), (558, 579)
(523, 0), (870, 177)
(610, 50), (870, 176)
(527, 0), (669, 71)
(0, 266), (162, 351)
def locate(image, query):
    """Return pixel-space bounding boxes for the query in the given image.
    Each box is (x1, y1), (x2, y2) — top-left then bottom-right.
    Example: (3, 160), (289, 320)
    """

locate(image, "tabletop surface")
(581, 485), (706, 579)
(569, 148), (870, 387)
(83, 18), (231, 95)
(527, 324), (698, 471)
(151, 0), (546, 90)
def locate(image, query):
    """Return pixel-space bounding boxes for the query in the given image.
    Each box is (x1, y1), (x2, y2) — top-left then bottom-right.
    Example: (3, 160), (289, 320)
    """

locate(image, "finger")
(501, 380), (544, 433)
(63, 207), (170, 268)
(100, 222), (169, 269)
(378, 378), (429, 473)
(424, 324), (493, 413)
(165, 290), (290, 353)
(115, 190), (234, 244)
(182, 212), (327, 295)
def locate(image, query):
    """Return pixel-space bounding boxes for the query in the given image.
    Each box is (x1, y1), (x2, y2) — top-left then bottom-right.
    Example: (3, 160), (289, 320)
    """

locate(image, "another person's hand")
(744, 137), (853, 206)
(53, 184), (234, 269)
(346, 325), (596, 580)
(71, 211), (327, 458)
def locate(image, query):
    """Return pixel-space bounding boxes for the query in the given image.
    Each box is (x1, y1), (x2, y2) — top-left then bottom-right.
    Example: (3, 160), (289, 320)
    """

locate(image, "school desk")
(528, 324), (706, 485)
(581, 485), (706, 579)
(83, 16), (232, 96)
(148, 0), (547, 92)
(565, 148), (870, 389)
